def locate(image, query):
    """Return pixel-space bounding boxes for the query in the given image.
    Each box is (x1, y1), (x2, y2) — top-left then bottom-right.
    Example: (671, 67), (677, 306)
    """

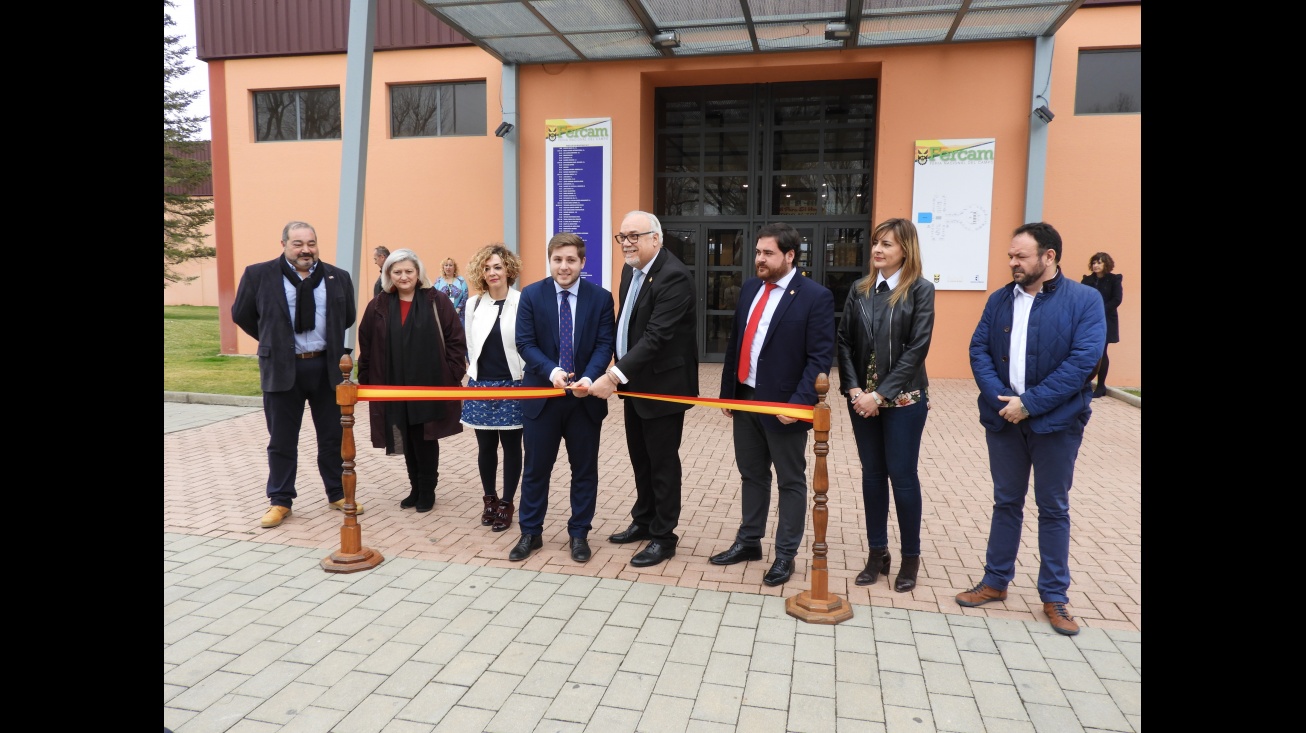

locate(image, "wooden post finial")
(322, 354), (384, 573)
(786, 372), (853, 624)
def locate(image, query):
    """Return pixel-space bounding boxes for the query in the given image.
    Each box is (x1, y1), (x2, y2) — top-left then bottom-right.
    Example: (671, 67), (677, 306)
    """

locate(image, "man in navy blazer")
(712, 222), (835, 587)
(231, 220), (358, 530)
(511, 233), (616, 564)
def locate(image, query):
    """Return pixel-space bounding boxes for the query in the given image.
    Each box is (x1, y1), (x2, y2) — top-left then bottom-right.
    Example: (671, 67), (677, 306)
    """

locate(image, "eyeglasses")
(614, 231), (654, 245)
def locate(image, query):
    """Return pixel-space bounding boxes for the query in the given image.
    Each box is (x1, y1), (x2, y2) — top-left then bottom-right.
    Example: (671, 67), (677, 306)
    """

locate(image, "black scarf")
(385, 290), (446, 428)
(280, 258), (326, 333)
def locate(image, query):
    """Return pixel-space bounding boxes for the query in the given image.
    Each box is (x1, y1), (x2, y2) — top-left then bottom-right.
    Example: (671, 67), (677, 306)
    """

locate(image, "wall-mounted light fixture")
(1032, 105), (1055, 124)
(494, 122), (514, 138)
(650, 30), (680, 49)
(825, 21), (853, 41)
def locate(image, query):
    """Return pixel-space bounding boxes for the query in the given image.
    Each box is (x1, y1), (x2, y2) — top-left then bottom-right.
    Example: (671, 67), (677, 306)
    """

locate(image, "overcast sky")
(169, 1), (212, 140)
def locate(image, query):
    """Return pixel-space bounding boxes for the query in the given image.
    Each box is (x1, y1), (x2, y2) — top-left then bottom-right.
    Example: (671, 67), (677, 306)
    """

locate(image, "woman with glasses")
(836, 218), (936, 593)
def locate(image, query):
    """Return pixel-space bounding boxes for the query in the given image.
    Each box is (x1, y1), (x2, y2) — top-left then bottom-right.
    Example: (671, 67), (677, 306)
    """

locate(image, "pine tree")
(164, 0), (215, 287)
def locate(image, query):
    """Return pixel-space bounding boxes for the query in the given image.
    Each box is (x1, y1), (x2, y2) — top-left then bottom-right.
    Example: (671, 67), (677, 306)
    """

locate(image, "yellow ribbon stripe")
(620, 391), (814, 422)
(358, 386), (563, 401)
(354, 385), (814, 422)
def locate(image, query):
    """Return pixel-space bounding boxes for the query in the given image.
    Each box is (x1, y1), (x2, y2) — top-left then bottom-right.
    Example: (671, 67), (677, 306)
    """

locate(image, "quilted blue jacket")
(969, 269), (1106, 434)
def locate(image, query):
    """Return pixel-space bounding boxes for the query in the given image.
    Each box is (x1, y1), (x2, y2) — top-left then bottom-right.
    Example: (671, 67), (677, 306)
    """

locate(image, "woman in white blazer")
(460, 244), (527, 532)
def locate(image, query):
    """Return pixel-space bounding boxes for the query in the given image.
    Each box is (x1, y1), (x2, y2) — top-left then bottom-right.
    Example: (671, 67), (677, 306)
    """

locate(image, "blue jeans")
(847, 398), (927, 556)
(982, 421), (1083, 603)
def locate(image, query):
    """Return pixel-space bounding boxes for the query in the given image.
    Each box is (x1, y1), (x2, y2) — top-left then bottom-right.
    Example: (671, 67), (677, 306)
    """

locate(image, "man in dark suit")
(711, 222), (835, 586)
(511, 233), (616, 564)
(586, 210), (698, 568)
(231, 221), (358, 529)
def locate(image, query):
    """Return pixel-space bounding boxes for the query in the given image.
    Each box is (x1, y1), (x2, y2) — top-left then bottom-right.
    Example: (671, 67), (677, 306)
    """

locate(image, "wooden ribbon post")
(786, 373), (853, 624)
(322, 355), (384, 573)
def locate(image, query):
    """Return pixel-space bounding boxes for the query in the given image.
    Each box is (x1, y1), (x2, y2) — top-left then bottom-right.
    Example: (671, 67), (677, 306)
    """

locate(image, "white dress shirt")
(742, 267), (798, 387)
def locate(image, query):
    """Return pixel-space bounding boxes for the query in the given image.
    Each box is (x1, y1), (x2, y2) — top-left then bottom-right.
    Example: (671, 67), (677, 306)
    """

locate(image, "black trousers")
(263, 356), (343, 508)
(402, 423), (439, 495)
(732, 384), (809, 561)
(624, 408), (686, 543)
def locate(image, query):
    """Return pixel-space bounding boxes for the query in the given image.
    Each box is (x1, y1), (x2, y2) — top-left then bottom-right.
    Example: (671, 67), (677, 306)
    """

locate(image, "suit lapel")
(760, 273), (802, 352)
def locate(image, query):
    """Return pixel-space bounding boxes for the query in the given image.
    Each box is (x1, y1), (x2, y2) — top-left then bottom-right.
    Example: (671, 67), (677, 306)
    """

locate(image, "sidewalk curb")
(1105, 386), (1140, 407)
(164, 391), (262, 408)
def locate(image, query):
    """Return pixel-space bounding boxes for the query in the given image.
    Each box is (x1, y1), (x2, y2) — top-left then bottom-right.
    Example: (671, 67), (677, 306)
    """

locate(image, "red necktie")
(737, 283), (777, 384)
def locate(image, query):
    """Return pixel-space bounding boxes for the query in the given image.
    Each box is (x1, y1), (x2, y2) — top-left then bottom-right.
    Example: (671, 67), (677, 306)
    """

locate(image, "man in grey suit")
(586, 210), (698, 568)
(232, 221), (359, 529)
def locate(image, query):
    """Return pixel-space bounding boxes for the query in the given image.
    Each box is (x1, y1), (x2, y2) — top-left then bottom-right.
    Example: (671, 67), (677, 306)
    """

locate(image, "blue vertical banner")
(545, 118), (613, 290)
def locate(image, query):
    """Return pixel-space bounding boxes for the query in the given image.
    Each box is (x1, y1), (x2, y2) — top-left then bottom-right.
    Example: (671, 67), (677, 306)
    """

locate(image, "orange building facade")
(199, 2), (1140, 386)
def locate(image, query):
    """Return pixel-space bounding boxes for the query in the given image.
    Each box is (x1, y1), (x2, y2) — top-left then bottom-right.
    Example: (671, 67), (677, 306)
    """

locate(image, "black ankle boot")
(481, 495), (498, 525)
(400, 485), (420, 509)
(894, 555), (920, 593)
(855, 548), (891, 586)
(416, 485), (436, 513)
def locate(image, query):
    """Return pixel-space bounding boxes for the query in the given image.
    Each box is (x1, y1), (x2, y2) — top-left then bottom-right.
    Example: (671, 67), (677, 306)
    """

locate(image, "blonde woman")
(835, 218), (936, 593)
(460, 244), (526, 531)
(437, 257), (469, 325)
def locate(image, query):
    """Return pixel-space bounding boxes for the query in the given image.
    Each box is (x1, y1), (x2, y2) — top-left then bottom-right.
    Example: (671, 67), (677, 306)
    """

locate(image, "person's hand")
(551, 371), (574, 390)
(721, 407), (733, 418)
(567, 377), (591, 397)
(776, 414), (797, 425)
(851, 391), (881, 419)
(587, 373), (617, 399)
(997, 395), (1027, 423)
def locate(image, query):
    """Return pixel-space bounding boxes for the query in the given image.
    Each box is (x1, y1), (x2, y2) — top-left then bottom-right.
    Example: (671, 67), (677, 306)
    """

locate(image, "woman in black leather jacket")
(836, 218), (936, 593)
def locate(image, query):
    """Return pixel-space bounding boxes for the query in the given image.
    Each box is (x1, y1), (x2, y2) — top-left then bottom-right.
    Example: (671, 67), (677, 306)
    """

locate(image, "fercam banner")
(545, 118), (613, 290)
(912, 138), (995, 291)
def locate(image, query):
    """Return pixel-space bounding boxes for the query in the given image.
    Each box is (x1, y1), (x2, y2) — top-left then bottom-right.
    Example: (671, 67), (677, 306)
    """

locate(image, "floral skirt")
(460, 378), (524, 429)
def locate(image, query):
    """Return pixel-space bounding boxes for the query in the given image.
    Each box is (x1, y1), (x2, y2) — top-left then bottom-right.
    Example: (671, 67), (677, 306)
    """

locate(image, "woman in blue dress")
(460, 244), (526, 531)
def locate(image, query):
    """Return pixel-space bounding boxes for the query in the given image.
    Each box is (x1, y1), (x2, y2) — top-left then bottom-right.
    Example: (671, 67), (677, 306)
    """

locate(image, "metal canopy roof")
(418, 0), (1085, 65)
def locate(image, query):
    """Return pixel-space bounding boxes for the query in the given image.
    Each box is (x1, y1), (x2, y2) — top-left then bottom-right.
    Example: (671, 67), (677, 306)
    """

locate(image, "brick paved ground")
(164, 366), (1140, 632)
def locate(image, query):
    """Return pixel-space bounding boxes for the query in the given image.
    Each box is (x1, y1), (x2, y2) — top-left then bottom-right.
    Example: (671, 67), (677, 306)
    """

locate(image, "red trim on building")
(211, 60), (239, 355)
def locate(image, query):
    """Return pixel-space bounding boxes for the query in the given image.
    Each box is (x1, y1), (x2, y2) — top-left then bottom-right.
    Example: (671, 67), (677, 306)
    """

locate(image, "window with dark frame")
(254, 88), (342, 141)
(390, 82), (487, 138)
(1074, 48), (1141, 115)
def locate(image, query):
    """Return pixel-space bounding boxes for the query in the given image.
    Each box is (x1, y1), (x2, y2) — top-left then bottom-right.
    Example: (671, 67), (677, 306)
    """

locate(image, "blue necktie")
(617, 269), (643, 359)
(559, 290), (574, 376)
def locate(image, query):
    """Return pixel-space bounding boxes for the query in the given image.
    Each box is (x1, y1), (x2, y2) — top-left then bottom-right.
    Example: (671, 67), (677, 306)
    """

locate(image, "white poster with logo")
(545, 118), (612, 290)
(911, 138), (995, 290)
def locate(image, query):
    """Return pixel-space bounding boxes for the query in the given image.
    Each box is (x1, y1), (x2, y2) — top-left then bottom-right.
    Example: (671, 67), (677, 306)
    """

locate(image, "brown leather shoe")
(260, 506), (291, 528)
(955, 582), (1007, 607)
(1043, 602), (1080, 636)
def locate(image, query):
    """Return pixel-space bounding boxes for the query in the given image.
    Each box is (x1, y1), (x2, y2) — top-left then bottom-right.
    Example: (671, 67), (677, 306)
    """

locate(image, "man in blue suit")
(511, 233), (616, 564)
(712, 222), (835, 587)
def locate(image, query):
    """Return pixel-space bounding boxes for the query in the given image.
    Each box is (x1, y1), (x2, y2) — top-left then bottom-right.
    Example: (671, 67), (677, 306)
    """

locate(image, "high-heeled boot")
(894, 555), (920, 593)
(415, 483), (436, 513)
(481, 495), (498, 526)
(491, 499), (515, 533)
(855, 548), (892, 586)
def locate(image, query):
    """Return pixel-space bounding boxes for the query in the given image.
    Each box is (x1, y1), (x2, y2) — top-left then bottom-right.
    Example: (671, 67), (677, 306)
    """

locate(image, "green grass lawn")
(164, 306), (263, 396)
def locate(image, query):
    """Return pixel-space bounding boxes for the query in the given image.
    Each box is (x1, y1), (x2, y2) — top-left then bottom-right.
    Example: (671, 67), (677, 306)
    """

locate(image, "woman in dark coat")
(1081, 252), (1122, 398)
(358, 249), (467, 512)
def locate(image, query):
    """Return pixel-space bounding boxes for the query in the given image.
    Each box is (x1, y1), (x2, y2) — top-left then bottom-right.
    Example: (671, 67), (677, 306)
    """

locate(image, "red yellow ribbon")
(353, 385), (814, 422)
